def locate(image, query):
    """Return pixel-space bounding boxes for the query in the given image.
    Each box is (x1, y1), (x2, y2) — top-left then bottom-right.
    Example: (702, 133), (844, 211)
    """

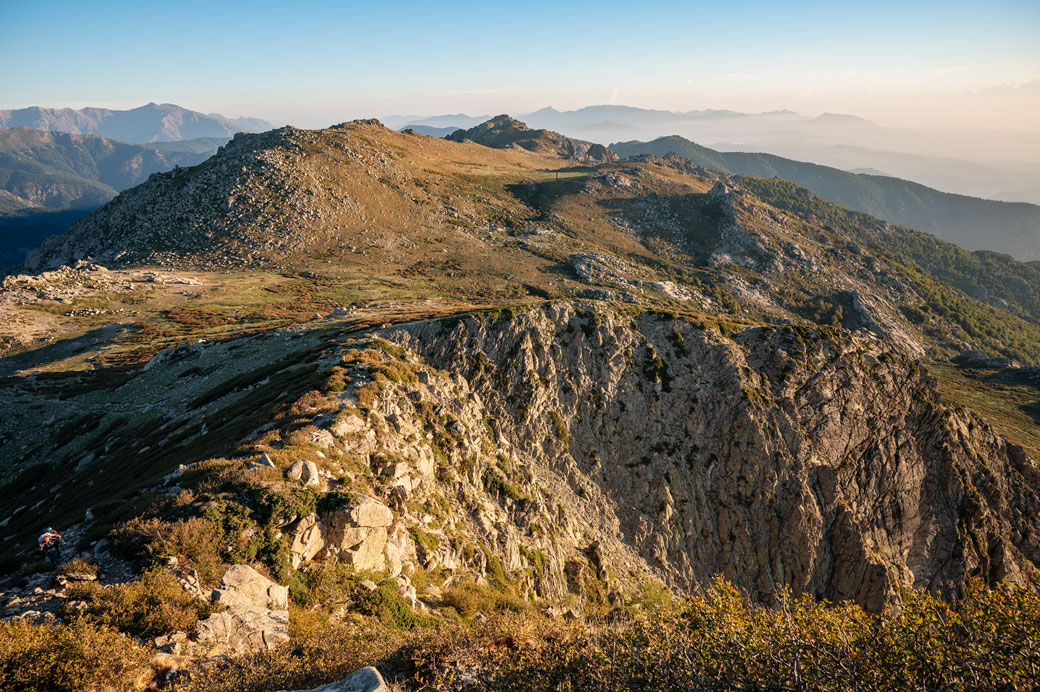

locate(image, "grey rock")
(281, 666), (388, 692)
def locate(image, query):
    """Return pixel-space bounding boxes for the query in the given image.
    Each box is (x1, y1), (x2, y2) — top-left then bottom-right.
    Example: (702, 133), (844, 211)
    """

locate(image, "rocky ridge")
(446, 115), (618, 163)
(5, 302), (1037, 618)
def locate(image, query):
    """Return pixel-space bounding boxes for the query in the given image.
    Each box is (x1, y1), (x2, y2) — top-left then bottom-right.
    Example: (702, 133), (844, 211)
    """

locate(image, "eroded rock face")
(363, 303), (1040, 609)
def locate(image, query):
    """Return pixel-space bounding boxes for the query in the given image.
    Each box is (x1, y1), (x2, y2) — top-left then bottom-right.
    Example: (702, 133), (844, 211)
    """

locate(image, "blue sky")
(1, 0), (1038, 129)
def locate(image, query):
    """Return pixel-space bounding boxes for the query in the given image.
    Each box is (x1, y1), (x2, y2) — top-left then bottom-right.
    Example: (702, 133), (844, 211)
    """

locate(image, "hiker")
(38, 527), (63, 568)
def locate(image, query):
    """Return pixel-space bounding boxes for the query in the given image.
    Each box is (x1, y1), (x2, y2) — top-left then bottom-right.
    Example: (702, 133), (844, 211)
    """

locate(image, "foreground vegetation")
(2, 576), (1037, 691)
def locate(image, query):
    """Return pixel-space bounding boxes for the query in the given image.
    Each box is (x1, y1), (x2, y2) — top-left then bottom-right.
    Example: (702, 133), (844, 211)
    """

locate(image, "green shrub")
(0, 619), (149, 691)
(58, 557), (99, 578)
(353, 581), (440, 630)
(113, 515), (225, 584)
(61, 570), (216, 639)
(441, 580), (529, 619)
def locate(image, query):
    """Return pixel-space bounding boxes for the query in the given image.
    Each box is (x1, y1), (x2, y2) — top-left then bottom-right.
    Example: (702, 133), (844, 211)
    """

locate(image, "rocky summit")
(2, 116), (1040, 690)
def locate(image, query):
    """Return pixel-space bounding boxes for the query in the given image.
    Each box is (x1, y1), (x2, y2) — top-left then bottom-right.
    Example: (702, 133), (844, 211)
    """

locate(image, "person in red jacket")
(38, 527), (63, 568)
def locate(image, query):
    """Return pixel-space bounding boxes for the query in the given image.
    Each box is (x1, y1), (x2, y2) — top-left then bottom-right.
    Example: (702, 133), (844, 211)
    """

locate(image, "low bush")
(60, 570), (217, 639)
(113, 515), (225, 583)
(0, 619), (150, 692)
(353, 581), (441, 630)
(441, 580), (529, 619)
(58, 557), (99, 578)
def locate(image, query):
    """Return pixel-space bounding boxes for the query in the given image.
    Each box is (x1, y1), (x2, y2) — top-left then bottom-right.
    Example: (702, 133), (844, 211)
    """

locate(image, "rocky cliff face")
(2, 301), (1038, 612)
(370, 303), (1040, 609)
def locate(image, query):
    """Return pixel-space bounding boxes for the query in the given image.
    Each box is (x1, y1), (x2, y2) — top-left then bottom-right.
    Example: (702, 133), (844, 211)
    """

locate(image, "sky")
(1, 0), (1038, 131)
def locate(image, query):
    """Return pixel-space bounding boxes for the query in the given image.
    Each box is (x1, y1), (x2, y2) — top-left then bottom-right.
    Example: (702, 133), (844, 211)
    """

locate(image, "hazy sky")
(2, 0), (1038, 131)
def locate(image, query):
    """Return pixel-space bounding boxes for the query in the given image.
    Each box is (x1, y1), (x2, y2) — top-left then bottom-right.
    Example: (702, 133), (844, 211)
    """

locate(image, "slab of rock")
(289, 514), (324, 569)
(287, 496), (405, 573)
(282, 666), (389, 692)
(343, 496), (394, 528)
(194, 607), (289, 656)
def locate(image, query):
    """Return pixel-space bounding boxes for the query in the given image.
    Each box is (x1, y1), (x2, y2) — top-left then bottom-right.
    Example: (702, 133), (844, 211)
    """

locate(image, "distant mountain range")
(611, 135), (1040, 261)
(0, 127), (224, 268)
(0, 103), (273, 144)
(386, 105), (1040, 205)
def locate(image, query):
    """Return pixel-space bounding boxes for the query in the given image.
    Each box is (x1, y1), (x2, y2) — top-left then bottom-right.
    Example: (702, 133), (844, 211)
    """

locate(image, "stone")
(330, 414), (366, 437)
(212, 564), (289, 610)
(288, 460), (320, 487)
(193, 565), (290, 656)
(340, 528), (387, 572)
(194, 607), (289, 657)
(343, 496), (393, 528)
(380, 462), (409, 479)
(282, 666), (389, 692)
(289, 514), (324, 569)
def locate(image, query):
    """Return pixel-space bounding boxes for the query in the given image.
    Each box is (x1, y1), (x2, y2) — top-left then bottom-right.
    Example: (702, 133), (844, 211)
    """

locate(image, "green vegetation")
(60, 570), (216, 639)
(21, 576), (1035, 692)
(466, 578), (1040, 692)
(740, 176), (1040, 363)
(0, 619), (150, 692)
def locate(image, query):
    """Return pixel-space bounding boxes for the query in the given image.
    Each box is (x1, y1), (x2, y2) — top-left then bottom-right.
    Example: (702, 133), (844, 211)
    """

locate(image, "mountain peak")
(446, 115), (616, 163)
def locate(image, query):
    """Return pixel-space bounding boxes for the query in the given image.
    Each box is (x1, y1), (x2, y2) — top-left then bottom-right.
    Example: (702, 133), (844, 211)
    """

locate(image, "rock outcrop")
(288, 496), (397, 572)
(360, 303), (1040, 609)
(193, 565), (289, 656)
(447, 115), (618, 163)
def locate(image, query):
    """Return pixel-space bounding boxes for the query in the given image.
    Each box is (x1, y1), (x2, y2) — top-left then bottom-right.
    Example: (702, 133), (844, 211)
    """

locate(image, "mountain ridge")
(611, 135), (1040, 261)
(0, 102), (274, 143)
(0, 127), (224, 268)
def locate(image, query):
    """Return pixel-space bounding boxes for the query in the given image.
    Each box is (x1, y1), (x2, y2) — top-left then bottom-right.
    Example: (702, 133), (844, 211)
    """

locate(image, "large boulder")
(194, 607), (290, 656)
(212, 564), (288, 609)
(289, 514), (324, 569)
(193, 565), (290, 656)
(282, 666), (388, 692)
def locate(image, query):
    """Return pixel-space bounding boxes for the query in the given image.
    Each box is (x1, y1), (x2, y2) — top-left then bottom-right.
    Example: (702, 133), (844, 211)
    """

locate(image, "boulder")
(330, 413), (366, 437)
(288, 460), (321, 487)
(282, 666), (389, 692)
(343, 496), (394, 528)
(194, 607), (289, 657)
(287, 497), (397, 572)
(289, 514), (324, 569)
(212, 564), (288, 610)
(193, 565), (290, 656)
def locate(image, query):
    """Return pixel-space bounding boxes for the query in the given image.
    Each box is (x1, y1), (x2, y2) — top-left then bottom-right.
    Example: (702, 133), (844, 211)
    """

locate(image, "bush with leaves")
(60, 570), (217, 640)
(0, 619), (150, 692)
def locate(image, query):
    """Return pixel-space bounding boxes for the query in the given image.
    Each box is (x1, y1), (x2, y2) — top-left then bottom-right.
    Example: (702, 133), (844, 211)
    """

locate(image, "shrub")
(61, 570), (216, 639)
(353, 581), (441, 630)
(58, 558), (99, 578)
(441, 580), (529, 619)
(113, 516), (225, 584)
(0, 619), (150, 692)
